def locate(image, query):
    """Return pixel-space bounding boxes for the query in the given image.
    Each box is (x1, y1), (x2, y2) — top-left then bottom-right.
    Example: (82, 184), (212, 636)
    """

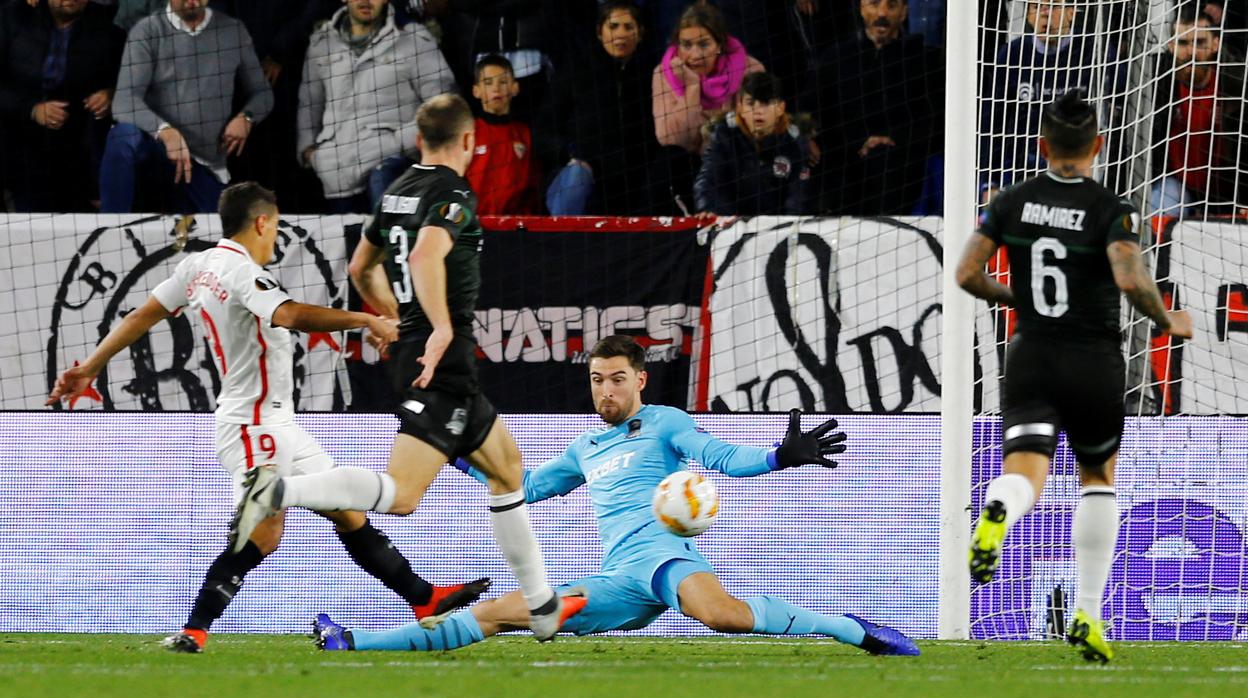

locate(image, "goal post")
(938, 0), (979, 641)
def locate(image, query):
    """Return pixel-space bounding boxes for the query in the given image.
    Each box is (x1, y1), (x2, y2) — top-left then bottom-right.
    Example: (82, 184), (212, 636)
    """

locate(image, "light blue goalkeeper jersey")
(468, 404), (779, 580)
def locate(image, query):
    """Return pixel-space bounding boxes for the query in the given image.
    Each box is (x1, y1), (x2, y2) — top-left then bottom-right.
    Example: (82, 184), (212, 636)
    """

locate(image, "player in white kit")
(47, 182), (490, 653)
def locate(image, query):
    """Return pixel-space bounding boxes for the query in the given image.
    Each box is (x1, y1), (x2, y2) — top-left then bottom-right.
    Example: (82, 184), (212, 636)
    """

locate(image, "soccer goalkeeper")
(313, 335), (918, 655)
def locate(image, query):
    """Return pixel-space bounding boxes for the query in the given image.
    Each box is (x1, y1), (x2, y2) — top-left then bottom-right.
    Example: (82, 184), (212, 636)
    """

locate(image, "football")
(652, 471), (719, 537)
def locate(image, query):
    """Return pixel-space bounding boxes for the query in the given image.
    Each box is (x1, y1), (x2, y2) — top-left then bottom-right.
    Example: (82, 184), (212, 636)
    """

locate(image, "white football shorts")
(216, 421), (334, 504)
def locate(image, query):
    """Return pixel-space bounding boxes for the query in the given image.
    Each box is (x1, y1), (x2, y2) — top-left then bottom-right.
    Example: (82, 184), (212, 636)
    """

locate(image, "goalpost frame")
(938, 0), (977, 640)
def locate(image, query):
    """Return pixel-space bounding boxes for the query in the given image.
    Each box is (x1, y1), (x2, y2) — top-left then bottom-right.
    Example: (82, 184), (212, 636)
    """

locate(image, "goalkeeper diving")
(313, 335), (918, 655)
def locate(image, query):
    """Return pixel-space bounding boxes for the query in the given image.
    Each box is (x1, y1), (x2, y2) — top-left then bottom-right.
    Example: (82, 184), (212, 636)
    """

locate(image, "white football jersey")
(152, 238), (295, 425)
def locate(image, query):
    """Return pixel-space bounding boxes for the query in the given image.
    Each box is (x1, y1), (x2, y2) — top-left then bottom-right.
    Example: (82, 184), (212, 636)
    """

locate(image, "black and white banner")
(0, 214), (706, 413)
(701, 216), (1003, 413)
(474, 219), (707, 413)
(5, 215), (1245, 414)
(1, 214), (352, 411)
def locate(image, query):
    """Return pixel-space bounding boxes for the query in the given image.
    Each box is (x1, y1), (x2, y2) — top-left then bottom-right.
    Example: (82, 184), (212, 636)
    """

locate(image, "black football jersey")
(364, 164), (484, 339)
(980, 172), (1139, 343)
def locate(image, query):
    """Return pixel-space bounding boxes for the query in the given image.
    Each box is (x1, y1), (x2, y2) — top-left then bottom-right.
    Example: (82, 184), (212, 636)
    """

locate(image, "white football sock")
(489, 490), (555, 610)
(984, 472), (1037, 529)
(1073, 486), (1118, 620)
(281, 468), (396, 513)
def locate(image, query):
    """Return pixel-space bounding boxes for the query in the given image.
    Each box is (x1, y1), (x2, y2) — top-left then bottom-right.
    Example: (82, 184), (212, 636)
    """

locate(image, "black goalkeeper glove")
(771, 409), (846, 470)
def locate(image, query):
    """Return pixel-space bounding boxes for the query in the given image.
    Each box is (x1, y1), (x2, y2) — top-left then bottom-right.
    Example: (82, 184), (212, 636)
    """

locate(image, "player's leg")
(1061, 349), (1125, 663)
(233, 394), (467, 546)
(672, 567), (920, 655)
(463, 409), (567, 641)
(1065, 451), (1118, 662)
(275, 421), (489, 618)
(971, 336), (1058, 583)
(317, 583), (590, 651)
(170, 423), (294, 651)
(163, 511), (285, 653)
(321, 509), (490, 620)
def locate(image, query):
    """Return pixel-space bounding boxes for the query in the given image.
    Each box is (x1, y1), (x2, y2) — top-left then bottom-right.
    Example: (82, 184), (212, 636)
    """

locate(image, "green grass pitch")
(2, 634), (1244, 697)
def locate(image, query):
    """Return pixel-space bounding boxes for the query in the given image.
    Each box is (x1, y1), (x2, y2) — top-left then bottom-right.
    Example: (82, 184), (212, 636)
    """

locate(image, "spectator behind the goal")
(541, 0), (659, 216)
(0, 0), (124, 212)
(694, 72), (810, 216)
(651, 3), (762, 214)
(101, 0), (274, 213)
(297, 0), (455, 214)
(652, 3), (762, 155)
(979, 0), (1125, 201)
(807, 0), (943, 215)
(1150, 6), (1248, 219)
(464, 55), (539, 215)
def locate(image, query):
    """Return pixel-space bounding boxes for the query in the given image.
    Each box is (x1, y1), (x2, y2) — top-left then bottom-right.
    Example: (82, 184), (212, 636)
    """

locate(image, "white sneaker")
(228, 466), (283, 553)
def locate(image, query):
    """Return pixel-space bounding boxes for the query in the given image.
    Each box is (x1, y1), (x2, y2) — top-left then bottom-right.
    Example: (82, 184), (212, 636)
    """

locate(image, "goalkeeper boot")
(1067, 609), (1113, 663)
(416, 577), (493, 629)
(312, 613), (352, 651)
(161, 629), (206, 654)
(529, 590), (588, 642)
(228, 465), (284, 554)
(969, 499), (1007, 584)
(844, 614), (921, 656)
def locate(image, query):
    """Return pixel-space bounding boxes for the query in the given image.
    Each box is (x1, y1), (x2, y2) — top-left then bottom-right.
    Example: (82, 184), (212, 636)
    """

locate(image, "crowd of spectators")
(1, 0), (1244, 218)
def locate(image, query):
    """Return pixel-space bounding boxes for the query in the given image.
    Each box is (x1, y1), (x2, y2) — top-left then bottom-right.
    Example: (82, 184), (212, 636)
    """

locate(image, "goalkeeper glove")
(769, 408), (846, 470)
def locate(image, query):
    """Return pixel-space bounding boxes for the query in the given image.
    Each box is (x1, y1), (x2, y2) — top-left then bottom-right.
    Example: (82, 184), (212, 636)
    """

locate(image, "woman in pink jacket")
(652, 4), (764, 155)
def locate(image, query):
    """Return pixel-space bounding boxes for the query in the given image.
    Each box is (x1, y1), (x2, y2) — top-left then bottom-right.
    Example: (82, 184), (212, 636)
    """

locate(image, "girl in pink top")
(652, 4), (763, 154)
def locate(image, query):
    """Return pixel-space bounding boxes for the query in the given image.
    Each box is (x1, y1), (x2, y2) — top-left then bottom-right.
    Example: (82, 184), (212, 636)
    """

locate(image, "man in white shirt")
(47, 182), (490, 653)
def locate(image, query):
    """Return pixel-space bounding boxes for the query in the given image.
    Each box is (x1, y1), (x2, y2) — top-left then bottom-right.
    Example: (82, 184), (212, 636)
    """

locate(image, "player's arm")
(453, 452), (586, 503)
(408, 225), (455, 388)
(670, 409), (846, 476)
(347, 235), (399, 319)
(270, 300), (398, 342)
(955, 232), (1015, 306)
(46, 296), (170, 405)
(1106, 241), (1193, 338)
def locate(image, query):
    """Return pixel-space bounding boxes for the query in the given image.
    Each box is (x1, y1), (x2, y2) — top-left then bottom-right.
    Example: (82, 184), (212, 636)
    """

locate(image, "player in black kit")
(347, 94), (585, 641)
(955, 91), (1192, 663)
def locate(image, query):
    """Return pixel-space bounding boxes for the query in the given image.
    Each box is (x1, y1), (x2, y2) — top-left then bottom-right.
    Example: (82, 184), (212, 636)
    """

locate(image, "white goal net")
(970, 0), (1248, 641)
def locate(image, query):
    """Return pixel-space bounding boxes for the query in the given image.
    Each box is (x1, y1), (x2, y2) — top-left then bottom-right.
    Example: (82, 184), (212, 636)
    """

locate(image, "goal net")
(970, 0), (1248, 641)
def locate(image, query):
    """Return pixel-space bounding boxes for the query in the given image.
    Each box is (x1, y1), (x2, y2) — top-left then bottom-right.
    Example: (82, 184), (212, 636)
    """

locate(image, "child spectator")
(465, 55), (539, 215)
(694, 72), (809, 215)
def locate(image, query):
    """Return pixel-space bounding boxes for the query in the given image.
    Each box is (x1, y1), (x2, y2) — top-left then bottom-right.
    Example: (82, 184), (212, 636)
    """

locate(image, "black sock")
(184, 541), (266, 631)
(337, 521), (432, 606)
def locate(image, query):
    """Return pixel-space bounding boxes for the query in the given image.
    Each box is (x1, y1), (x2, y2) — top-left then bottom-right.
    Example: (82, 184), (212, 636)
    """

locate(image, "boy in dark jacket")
(695, 72), (809, 216)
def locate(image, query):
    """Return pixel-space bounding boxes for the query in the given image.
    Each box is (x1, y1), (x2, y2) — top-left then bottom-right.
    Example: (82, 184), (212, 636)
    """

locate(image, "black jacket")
(808, 32), (943, 214)
(0, 1), (124, 125)
(0, 1), (124, 206)
(538, 41), (658, 215)
(694, 113), (809, 216)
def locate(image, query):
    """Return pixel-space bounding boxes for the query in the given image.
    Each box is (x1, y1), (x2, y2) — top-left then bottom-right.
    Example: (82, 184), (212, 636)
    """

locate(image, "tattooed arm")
(1106, 240), (1193, 338)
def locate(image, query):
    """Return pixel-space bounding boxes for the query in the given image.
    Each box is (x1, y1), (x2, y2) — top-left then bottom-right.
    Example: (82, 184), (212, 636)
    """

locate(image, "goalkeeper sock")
(1073, 486), (1118, 620)
(185, 541), (265, 631)
(281, 468), (397, 513)
(336, 521), (432, 607)
(489, 490), (555, 610)
(984, 473), (1036, 529)
(350, 610), (485, 651)
(744, 596), (866, 646)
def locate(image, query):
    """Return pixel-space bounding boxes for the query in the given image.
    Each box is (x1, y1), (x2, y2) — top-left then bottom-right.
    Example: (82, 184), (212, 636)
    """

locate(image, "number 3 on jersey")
(1031, 237), (1069, 318)
(389, 225), (414, 303)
